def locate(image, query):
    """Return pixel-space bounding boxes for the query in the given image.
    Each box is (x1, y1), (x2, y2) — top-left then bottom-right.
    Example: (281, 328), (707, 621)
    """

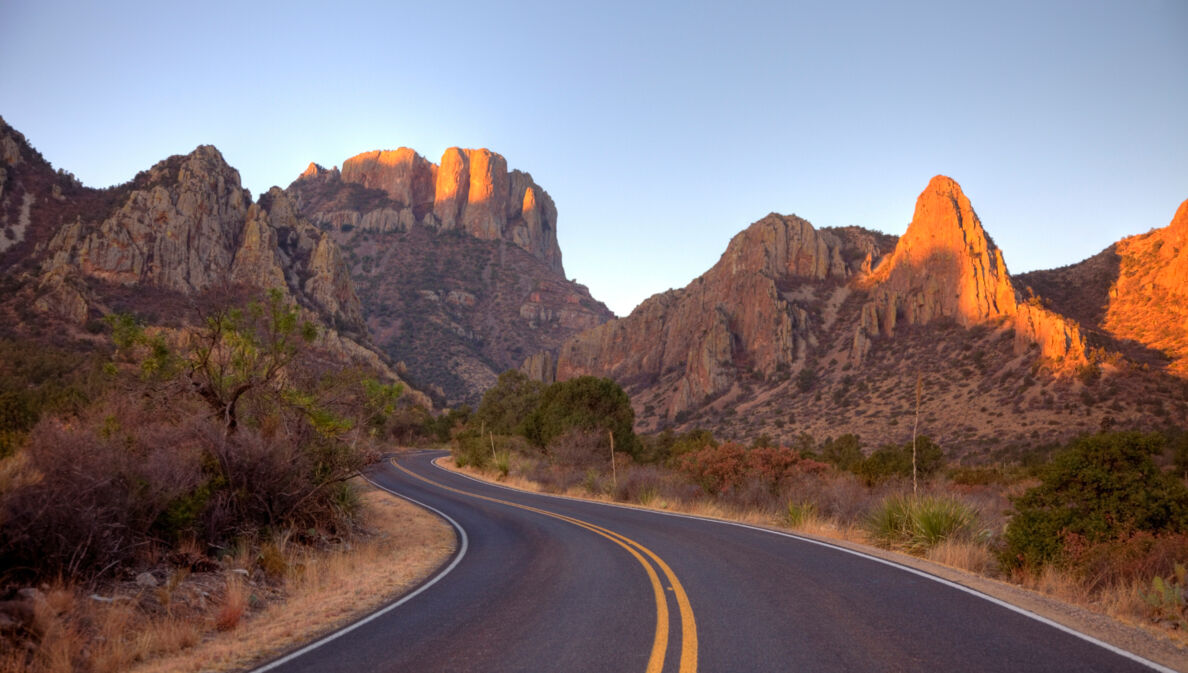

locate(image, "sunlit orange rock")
(433, 147), (469, 230)
(341, 148), (436, 214)
(1104, 198), (1188, 373)
(857, 176), (1085, 364)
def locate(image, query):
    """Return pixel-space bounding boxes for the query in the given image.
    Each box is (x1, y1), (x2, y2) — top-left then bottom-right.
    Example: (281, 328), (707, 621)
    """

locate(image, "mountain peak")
(854, 175), (1084, 364)
(892, 175), (997, 270)
(291, 145), (563, 274)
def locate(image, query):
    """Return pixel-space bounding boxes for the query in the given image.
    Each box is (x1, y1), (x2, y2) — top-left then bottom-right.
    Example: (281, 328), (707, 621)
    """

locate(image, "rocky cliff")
(0, 118), (417, 402)
(285, 148), (610, 405)
(853, 176), (1085, 364)
(533, 213), (890, 417)
(294, 146), (562, 273)
(528, 176), (1184, 456)
(1020, 198), (1188, 375)
(27, 144), (365, 335)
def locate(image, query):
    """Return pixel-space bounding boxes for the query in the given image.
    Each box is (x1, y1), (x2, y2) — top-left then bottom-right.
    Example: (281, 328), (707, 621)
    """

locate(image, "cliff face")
(0, 119), (423, 402)
(285, 148), (609, 405)
(853, 176), (1085, 364)
(296, 146), (562, 274)
(1022, 198), (1188, 375)
(29, 146), (365, 335)
(532, 213), (890, 417)
(528, 176), (1180, 455)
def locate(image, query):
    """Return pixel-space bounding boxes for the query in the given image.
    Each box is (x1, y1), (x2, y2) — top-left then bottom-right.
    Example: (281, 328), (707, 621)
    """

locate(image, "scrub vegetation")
(445, 371), (1188, 643)
(0, 290), (444, 673)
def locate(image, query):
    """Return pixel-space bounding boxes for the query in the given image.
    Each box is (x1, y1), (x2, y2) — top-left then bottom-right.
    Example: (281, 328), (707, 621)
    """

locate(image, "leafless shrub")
(547, 428), (611, 471)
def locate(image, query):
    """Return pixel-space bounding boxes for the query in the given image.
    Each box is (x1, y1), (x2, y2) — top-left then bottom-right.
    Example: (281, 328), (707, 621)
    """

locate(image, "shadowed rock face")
(30, 146), (365, 335)
(528, 213), (887, 418)
(285, 147), (608, 405)
(308, 147), (562, 274)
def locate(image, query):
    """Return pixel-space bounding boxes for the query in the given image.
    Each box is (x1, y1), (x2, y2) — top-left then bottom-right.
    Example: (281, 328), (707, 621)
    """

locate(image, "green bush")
(474, 370), (543, 436)
(452, 431), (491, 469)
(865, 494), (977, 553)
(524, 376), (639, 458)
(820, 434), (863, 472)
(1003, 432), (1188, 570)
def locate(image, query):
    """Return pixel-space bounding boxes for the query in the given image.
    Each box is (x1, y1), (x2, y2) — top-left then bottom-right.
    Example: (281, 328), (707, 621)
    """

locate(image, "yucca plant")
(865, 494), (977, 553)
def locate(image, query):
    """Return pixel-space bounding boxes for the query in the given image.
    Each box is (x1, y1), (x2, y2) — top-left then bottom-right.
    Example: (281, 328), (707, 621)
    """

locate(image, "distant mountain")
(0, 117), (417, 401)
(527, 177), (1188, 459)
(285, 147), (613, 405)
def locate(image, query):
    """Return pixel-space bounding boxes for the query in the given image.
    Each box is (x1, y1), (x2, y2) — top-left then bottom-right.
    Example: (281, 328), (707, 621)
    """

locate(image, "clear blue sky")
(3, 0), (1185, 316)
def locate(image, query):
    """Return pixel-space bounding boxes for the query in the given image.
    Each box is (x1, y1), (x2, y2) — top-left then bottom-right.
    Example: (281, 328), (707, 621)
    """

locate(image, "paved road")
(255, 451), (1171, 673)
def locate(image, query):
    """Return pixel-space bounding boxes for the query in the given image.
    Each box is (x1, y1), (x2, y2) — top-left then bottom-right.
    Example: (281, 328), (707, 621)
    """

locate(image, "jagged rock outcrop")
(853, 176), (1085, 364)
(1097, 198), (1188, 373)
(31, 147), (365, 334)
(0, 119), (427, 405)
(42, 146), (249, 294)
(295, 147), (562, 273)
(285, 148), (609, 404)
(528, 213), (886, 417)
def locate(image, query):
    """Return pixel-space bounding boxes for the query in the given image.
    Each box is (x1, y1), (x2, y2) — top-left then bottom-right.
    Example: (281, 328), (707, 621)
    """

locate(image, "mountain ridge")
(525, 176), (1188, 457)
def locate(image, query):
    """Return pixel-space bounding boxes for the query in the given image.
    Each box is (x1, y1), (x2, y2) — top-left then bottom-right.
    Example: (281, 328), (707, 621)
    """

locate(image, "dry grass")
(214, 576), (247, 631)
(130, 483), (455, 673)
(0, 479), (455, 673)
(925, 539), (997, 575)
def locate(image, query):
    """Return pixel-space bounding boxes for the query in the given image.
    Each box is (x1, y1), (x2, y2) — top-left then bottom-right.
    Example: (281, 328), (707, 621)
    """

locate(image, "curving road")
(253, 450), (1173, 673)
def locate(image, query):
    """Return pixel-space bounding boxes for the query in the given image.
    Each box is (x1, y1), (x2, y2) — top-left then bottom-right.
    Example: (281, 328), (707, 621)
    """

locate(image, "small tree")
(187, 289), (317, 434)
(524, 376), (639, 458)
(474, 370), (544, 436)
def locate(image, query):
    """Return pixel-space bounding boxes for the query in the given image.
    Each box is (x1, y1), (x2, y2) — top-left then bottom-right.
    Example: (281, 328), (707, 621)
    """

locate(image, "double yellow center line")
(394, 460), (698, 673)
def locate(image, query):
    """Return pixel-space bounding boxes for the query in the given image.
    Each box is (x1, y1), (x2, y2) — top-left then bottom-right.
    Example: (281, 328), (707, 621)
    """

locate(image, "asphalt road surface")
(254, 450), (1173, 673)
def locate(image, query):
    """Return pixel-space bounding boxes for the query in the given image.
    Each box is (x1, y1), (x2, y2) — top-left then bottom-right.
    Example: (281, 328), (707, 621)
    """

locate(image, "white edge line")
(248, 469), (470, 673)
(431, 455), (1177, 673)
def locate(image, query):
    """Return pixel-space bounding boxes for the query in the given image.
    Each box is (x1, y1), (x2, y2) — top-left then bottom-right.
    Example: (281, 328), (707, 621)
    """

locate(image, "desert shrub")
(785, 500), (818, 527)
(679, 442), (747, 495)
(819, 434), (863, 472)
(547, 428), (612, 470)
(679, 442), (828, 496)
(1002, 432), (1188, 571)
(856, 436), (944, 485)
(613, 465), (670, 504)
(637, 428), (717, 466)
(1142, 563), (1187, 629)
(948, 464), (1024, 487)
(1062, 531), (1188, 592)
(781, 471), (878, 524)
(423, 405), (472, 443)
(0, 292), (386, 582)
(0, 402), (206, 580)
(865, 494), (978, 553)
(451, 430), (491, 469)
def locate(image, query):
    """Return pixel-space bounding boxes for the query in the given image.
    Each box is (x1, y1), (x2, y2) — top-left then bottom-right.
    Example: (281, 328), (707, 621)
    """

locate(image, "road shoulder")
(439, 457), (1188, 672)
